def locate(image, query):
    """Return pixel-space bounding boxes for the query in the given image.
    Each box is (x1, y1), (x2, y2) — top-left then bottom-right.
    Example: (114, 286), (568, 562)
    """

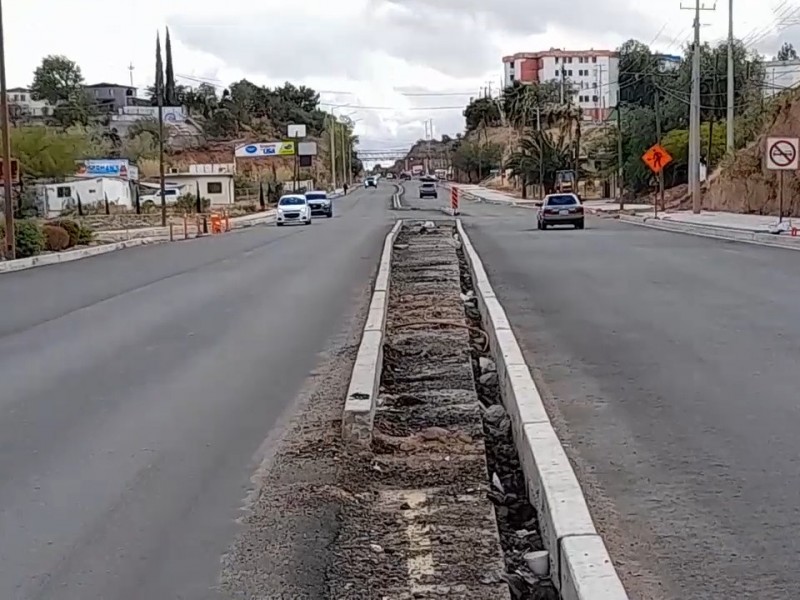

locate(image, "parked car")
(276, 194), (312, 226)
(365, 177), (377, 188)
(140, 187), (181, 205)
(399, 172), (411, 180)
(419, 182), (438, 199)
(536, 193), (584, 229)
(305, 190), (332, 218)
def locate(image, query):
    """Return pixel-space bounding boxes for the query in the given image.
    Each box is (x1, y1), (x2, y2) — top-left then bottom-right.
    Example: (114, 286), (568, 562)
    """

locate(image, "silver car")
(537, 193), (584, 230)
(276, 194), (312, 226)
(305, 190), (332, 218)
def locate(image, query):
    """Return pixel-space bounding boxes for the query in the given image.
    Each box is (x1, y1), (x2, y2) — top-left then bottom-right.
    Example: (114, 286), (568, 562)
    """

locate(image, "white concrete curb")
(392, 183), (403, 210)
(619, 214), (800, 251)
(341, 219), (403, 445)
(456, 219), (628, 600)
(0, 237), (163, 274)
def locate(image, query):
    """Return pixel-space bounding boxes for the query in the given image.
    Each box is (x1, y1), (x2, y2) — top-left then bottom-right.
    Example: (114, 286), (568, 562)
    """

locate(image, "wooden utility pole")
(0, 0), (14, 259)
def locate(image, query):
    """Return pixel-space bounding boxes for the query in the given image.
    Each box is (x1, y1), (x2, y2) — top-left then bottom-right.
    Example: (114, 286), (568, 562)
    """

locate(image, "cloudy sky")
(6, 0), (800, 154)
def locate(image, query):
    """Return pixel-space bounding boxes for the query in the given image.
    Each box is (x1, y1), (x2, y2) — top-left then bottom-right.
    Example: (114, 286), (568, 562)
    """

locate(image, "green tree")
(165, 27), (176, 105)
(463, 97), (501, 131)
(502, 81), (562, 130)
(30, 55), (92, 126)
(506, 129), (575, 194)
(618, 39), (662, 107)
(451, 139), (501, 182)
(10, 127), (88, 178)
(776, 42), (797, 61)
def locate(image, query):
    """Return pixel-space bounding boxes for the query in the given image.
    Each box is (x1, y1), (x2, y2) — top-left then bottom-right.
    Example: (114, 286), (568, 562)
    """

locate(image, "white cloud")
(5, 0), (800, 151)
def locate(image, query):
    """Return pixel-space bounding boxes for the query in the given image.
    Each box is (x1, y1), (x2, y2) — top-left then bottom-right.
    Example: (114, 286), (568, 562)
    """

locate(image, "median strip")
(457, 219), (629, 600)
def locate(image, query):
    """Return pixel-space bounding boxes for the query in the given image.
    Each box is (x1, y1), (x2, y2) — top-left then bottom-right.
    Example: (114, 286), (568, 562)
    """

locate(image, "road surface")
(460, 200), (800, 599)
(0, 185), (393, 600)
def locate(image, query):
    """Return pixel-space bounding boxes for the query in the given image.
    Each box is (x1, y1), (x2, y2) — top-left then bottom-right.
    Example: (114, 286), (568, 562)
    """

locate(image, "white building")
(502, 49), (620, 121)
(37, 178), (133, 217)
(763, 59), (800, 97)
(7, 87), (51, 120)
(152, 171), (236, 206)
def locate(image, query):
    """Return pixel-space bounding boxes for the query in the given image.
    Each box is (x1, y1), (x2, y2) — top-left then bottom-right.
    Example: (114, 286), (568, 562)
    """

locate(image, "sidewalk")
(621, 210), (800, 251)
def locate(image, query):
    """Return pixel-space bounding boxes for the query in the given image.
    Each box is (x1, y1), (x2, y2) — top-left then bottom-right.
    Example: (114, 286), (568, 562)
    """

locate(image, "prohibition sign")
(766, 137), (799, 170)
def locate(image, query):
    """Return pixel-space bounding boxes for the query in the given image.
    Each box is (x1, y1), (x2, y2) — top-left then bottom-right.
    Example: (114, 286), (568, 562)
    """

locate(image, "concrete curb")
(392, 183), (404, 210)
(456, 219), (628, 600)
(619, 214), (800, 251)
(341, 219), (403, 445)
(0, 237), (163, 274)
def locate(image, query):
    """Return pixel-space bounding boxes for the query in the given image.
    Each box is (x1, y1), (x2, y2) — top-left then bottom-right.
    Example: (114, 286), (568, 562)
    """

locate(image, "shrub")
(76, 224), (94, 245)
(174, 193), (210, 214)
(42, 225), (70, 251)
(49, 219), (80, 248)
(14, 220), (45, 258)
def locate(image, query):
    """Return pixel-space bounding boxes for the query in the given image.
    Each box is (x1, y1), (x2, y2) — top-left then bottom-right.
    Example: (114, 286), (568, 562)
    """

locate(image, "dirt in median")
(219, 220), (557, 599)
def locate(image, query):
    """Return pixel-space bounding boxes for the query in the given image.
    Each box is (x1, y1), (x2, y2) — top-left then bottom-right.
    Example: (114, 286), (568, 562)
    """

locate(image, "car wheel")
(327, 211), (333, 218)
(277, 222), (284, 227)
(305, 219), (312, 225)
(575, 220), (584, 230)
(541, 222), (548, 230)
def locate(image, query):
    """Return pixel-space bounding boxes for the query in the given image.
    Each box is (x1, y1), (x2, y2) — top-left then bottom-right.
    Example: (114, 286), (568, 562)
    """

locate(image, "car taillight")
(575, 206), (584, 213)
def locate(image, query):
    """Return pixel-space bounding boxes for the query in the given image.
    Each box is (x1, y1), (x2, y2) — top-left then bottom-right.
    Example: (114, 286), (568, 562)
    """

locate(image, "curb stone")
(341, 219), (403, 444)
(619, 214), (800, 251)
(456, 219), (629, 600)
(0, 237), (162, 273)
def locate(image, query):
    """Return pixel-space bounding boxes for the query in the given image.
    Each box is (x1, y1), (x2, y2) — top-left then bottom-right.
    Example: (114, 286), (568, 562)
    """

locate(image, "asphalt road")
(0, 185), (393, 600)
(462, 203), (800, 599)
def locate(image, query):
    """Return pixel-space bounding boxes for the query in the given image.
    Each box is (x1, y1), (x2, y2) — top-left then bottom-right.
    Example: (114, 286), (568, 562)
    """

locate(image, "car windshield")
(546, 195), (578, 206)
(306, 192), (327, 200)
(279, 196), (306, 206)
(421, 183), (435, 188)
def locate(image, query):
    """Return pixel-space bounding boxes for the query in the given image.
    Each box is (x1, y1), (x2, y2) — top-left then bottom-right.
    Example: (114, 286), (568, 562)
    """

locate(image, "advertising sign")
(288, 124), (307, 138)
(298, 141), (318, 156)
(234, 142), (296, 158)
(75, 159), (138, 180)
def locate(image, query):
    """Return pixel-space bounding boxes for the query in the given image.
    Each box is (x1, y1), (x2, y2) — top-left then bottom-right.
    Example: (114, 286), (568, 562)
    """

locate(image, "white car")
(276, 194), (312, 226)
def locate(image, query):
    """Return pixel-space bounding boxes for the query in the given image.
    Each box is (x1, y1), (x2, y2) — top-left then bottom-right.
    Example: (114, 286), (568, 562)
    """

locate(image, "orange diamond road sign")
(642, 144), (672, 174)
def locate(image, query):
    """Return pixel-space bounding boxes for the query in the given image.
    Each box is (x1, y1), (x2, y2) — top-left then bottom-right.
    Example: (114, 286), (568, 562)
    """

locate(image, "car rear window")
(306, 192), (327, 200)
(421, 183), (435, 188)
(279, 196), (305, 206)
(546, 195), (578, 206)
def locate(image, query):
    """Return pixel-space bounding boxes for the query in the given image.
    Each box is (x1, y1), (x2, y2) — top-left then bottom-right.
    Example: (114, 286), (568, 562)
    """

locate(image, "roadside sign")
(766, 137), (799, 170)
(642, 144), (672, 174)
(287, 124), (307, 138)
(234, 142), (295, 158)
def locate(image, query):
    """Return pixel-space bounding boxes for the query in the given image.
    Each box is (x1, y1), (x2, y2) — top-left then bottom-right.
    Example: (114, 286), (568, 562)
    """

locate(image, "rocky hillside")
(704, 91), (800, 216)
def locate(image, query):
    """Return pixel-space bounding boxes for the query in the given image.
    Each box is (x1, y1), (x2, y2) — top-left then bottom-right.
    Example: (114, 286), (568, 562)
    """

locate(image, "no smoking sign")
(766, 136), (800, 170)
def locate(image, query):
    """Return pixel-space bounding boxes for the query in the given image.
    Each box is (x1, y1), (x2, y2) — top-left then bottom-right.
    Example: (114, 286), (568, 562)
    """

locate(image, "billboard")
(234, 142), (295, 158)
(75, 159), (138, 180)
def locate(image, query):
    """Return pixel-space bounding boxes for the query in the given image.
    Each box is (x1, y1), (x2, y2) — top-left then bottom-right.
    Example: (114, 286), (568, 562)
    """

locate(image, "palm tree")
(506, 129), (575, 197)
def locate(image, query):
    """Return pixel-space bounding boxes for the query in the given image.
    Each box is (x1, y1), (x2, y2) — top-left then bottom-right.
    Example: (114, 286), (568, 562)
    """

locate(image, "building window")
(206, 181), (223, 194)
(593, 82), (597, 88)
(568, 70), (573, 76)
(555, 57), (559, 63)
(592, 95), (598, 102)
(56, 186), (71, 198)
(592, 56), (597, 63)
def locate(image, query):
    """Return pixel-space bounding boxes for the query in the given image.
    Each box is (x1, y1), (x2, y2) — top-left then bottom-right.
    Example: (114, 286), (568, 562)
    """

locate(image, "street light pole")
(0, 0), (14, 259)
(329, 110), (337, 191)
(726, 0), (735, 153)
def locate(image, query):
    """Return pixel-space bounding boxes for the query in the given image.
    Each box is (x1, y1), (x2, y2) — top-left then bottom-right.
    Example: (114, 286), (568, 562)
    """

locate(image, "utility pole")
(129, 62), (135, 88)
(537, 106), (544, 199)
(726, 0), (735, 152)
(682, 0), (715, 214)
(340, 122), (347, 187)
(560, 66), (566, 104)
(655, 88), (664, 214)
(617, 103), (624, 209)
(0, 0), (14, 259)
(329, 112), (337, 190)
(155, 32), (167, 227)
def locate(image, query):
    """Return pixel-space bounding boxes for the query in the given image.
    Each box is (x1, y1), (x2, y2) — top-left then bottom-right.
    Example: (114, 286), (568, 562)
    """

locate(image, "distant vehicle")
(419, 182), (438, 199)
(434, 169), (447, 180)
(386, 173), (395, 179)
(276, 194), (312, 226)
(555, 170), (577, 194)
(399, 172), (411, 180)
(305, 190), (332, 218)
(420, 174), (436, 182)
(537, 193), (584, 230)
(365, 177), (377, 188)
(140, 187), (180, 205)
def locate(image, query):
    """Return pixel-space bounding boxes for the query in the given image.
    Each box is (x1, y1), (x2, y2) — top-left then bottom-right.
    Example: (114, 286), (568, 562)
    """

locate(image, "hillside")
(703, 91), (800, 216)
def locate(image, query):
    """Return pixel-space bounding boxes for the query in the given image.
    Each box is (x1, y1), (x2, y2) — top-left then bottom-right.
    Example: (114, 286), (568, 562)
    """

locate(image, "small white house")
(162, 172), (236, 205)
(37, 177), (133, 217)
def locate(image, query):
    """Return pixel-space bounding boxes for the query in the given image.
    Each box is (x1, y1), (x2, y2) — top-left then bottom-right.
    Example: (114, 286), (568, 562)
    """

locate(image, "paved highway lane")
(463, 211), (800, 599)
(0, 186), (393, 600)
